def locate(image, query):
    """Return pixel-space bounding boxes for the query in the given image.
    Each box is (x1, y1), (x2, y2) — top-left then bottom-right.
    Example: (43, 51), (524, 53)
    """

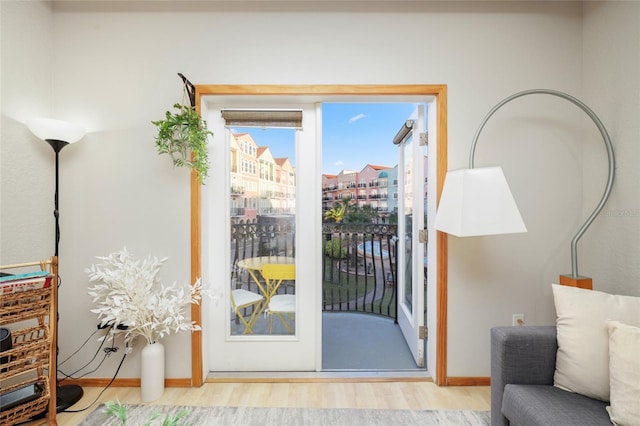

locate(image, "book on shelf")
(0, 272), (52, 295)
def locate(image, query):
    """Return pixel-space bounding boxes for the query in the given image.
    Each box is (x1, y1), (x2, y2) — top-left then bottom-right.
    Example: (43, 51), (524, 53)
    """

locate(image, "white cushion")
(552, 284), (640, 401)
(606, 320), (640, 426)
(232, 289), (263, 309)
(268, 294), (296, 313)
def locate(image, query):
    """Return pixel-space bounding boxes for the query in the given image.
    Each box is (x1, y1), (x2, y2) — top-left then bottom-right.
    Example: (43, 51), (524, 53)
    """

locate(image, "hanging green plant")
(152, 103), (212, 184)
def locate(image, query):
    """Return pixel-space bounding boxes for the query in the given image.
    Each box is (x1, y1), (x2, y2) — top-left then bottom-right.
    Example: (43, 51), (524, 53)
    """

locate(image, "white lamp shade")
(26, 118), (86, 144)
(434, 166), (527, 237)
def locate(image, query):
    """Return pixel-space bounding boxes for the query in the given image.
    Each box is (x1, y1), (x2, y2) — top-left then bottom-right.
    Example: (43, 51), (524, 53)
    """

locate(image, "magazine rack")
(0, 257), (58, 425)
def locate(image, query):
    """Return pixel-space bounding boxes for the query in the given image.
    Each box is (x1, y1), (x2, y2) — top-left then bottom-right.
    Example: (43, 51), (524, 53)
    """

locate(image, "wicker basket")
(0, 325), (50, 381)
(0, 287), (52, 326)
(0, 376), (50, 425)
(0, 262), (56, 425)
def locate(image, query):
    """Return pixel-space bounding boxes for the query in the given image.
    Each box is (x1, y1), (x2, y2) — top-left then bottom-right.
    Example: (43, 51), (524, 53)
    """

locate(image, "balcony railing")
(231, 218), (295, 261)
(322, 223), (398, 320)
(230, 221), (398, 321)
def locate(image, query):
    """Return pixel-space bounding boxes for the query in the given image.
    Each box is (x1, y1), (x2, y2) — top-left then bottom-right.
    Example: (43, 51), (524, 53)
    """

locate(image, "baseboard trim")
(63, 378), (192, 388)
(445, 377), (490, 386)
(207, 371), (433, 383)
(62, 375), (488, 387)
(205, 376), (433, 383)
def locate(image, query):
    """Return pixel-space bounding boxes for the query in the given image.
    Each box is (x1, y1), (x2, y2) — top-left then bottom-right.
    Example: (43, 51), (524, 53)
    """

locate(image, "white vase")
(140, 341), (165, 402)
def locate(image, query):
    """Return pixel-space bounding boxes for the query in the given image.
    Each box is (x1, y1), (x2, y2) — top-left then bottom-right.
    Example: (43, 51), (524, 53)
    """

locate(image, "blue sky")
(233, 103), (419, 175)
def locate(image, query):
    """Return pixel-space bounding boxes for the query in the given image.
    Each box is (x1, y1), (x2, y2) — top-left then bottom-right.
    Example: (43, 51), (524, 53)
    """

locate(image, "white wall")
(2, 1), (636, 380)
(1, 1), (55, 264)
(581, 2), (640, 297)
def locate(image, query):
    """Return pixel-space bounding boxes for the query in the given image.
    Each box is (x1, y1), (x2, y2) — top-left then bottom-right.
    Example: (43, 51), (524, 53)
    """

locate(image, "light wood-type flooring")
(24, 381), (490, 425)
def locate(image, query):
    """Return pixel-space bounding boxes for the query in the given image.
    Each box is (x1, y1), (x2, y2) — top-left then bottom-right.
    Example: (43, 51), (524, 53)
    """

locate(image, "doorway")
(320, 102), (427, 370)
(191, 85), (448, 384)
(216, 112), (421, 370)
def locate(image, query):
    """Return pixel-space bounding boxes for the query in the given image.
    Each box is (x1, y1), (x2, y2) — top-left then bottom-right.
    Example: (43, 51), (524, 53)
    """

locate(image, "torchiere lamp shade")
(26, 118), (86, 144)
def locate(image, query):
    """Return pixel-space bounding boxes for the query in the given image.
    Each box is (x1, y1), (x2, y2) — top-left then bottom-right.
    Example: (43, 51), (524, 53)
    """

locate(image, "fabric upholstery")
(491, 325), (613, 426)
(490, 326), (557, 426)
(502, 385), (611, 426)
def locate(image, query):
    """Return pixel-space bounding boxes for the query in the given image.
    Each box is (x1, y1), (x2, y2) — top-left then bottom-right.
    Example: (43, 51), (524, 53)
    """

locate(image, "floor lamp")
(27, 118), (85, 411)
(434, 89), (615, 289)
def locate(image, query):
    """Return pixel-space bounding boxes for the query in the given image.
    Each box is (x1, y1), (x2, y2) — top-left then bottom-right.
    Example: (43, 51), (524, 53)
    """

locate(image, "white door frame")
(189, 85), (449, 385)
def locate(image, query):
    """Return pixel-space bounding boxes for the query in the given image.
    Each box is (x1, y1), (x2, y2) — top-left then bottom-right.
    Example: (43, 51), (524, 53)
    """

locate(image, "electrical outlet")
(512, 314), (525, 326)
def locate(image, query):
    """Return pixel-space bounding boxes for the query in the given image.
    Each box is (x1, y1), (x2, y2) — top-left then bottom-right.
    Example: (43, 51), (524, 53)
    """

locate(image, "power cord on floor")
(61, 347), (128, 413)
(14, 345), (127, 426)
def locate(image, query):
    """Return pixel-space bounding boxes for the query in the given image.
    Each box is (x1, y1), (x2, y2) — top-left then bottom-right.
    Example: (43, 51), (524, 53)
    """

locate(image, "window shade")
(221, 109), (303, 129)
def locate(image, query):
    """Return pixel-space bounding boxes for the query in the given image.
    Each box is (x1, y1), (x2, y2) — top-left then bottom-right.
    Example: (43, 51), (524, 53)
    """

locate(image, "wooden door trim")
(190, 85), (448, 386)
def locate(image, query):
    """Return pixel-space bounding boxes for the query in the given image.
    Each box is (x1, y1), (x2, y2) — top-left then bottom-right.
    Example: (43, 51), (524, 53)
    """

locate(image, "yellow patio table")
(236, 256), (295, 304)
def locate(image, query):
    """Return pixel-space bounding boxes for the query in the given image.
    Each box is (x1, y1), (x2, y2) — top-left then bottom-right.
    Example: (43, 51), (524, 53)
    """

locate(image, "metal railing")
(231, 218), (295, 263)
(322, 223), (398, 320)
(230, 221), (398, 321)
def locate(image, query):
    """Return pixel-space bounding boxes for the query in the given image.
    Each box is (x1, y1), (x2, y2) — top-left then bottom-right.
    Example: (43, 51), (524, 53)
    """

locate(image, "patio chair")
(230, 288), (264, 334)
(261, 263), (296, 333)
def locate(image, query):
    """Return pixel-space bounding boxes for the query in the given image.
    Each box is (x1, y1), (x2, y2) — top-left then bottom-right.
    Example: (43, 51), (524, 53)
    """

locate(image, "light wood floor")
(26, 381), (490, 425)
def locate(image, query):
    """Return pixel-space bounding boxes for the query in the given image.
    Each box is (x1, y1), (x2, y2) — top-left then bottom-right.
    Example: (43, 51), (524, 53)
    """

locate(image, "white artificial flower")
(86, 247), (204, 347)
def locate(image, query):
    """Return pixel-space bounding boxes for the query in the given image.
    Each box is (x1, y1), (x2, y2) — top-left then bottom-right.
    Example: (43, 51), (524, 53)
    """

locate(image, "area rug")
(80, 404), (491, 425)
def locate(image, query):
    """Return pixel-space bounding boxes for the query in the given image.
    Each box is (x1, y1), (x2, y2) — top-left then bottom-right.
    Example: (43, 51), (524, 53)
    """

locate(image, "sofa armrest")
(490, 326), (557, 426)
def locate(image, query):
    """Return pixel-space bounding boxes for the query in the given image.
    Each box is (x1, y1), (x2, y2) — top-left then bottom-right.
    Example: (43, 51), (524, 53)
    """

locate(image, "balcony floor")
(220, 311), (423, 374)
(322, 312), (419, 371)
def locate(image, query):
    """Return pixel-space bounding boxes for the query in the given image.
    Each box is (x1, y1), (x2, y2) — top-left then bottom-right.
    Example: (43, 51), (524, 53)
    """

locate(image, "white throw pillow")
(552, 284), (640, 401)
(606, 320), (640, 426)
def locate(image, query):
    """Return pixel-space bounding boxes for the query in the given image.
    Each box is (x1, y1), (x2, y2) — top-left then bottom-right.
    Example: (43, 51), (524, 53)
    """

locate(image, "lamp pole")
(45, 138), (85, 412)
(469, 89), (615, 288)
(47, 140), (67, 256)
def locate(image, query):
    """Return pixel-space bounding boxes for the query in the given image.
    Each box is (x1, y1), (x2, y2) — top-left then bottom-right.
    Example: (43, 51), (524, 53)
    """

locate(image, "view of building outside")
(228, 127), (427, 224)
(227, 104), (428, 334)
(230, 132), (296, 222)
(227, 103), (429, 224)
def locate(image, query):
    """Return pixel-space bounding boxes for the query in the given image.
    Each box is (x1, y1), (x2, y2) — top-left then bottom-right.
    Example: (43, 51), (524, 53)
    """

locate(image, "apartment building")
(230, 132), (296, 222)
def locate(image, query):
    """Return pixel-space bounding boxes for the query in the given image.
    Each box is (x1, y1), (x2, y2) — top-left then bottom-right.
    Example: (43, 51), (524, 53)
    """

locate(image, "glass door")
(395, 105), (427, 367)
(206, 103), (321, 371)
(228, 128), (297, 337)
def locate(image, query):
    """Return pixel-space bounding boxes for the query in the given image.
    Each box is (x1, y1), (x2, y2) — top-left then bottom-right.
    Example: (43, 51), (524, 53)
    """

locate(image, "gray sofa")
(490, 326), (611, 426)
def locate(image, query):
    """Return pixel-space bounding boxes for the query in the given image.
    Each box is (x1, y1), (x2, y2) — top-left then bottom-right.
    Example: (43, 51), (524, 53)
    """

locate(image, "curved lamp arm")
(469, 89), (615, 278)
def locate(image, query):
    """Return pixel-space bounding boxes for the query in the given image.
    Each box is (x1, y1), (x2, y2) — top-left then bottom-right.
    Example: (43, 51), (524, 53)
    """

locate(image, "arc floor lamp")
(434, 89), (615, 289)
(27, 118), (85, 411)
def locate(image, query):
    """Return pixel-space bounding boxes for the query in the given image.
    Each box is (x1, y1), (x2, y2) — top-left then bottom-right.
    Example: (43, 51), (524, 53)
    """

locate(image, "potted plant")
(152, 103), (212, 184)
(86, 247), (203, 402)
